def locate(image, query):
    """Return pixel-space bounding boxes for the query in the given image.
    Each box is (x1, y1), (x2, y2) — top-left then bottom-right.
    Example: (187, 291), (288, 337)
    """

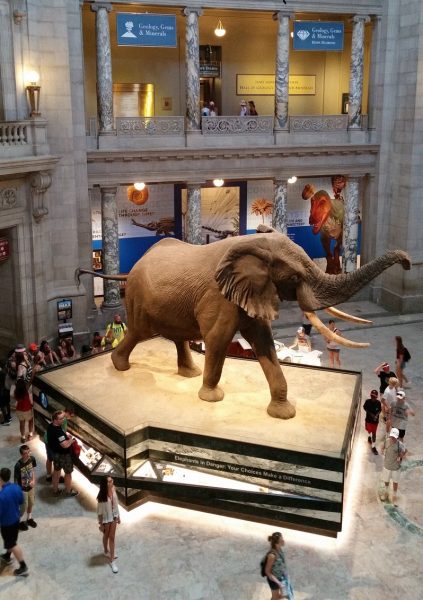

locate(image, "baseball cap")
(396, 390), (406, 400)
(297, 327), (305, 334)
(370, 390), (378, 397)
(389, 428), (400, 439)
(14, 344), (26, 353)
(28, 343), (38, 352)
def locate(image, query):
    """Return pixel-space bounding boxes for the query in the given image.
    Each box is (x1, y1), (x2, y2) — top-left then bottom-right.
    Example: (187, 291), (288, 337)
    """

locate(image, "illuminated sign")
(293, 21), (344, 51)
(117, 13), (177, 47)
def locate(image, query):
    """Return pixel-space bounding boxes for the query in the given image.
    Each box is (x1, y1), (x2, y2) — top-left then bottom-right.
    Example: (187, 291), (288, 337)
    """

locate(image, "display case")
(32, 337), (362, 537)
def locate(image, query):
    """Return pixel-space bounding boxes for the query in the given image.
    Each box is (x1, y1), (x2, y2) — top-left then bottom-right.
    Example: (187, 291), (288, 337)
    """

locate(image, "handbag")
(71, 438), (81, 458)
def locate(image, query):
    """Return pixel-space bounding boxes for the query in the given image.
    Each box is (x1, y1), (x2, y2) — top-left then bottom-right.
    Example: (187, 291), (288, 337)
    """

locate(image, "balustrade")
(0, 120), (49, 158)
(116, 116), (185, 136)
(201, 115), (274, 135)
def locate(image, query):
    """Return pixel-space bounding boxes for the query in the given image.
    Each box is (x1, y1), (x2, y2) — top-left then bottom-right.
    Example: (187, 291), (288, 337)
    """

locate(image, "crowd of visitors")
(0, 307), (415, 588)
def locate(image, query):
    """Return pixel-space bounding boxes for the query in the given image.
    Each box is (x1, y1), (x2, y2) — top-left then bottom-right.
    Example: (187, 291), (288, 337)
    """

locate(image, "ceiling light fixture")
(288, 176), (297, 184)
(214, 19), (226, 37)
(134, 182), (146, 191)
(213, 178), (224, 187)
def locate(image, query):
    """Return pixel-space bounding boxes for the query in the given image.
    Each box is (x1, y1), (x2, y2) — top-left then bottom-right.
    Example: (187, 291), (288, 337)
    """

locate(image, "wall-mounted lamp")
(214, 19), (226, 38)
(213, 178), (224, 187)
(134, 182), (146, 191)
(288, 176), (297, 184)
(25, 70), (41, 117)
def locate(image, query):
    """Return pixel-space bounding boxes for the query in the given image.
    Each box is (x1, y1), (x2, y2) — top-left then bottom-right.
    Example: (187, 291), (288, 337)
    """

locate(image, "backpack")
(260, 551), (275, 577)
(403, 347), (411, 362)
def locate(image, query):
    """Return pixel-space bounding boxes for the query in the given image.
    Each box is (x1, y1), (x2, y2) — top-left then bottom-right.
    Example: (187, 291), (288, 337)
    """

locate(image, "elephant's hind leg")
(111, 331), (139, 371)
(175, 341), (202, 378)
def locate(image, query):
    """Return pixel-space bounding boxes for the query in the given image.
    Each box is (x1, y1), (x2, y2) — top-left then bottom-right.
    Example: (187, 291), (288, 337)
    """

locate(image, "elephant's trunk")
(298, 250), (411, 310)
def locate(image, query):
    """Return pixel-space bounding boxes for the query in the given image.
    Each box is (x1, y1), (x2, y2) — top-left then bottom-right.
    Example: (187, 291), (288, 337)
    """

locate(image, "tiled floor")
(0, 304), (422, 599)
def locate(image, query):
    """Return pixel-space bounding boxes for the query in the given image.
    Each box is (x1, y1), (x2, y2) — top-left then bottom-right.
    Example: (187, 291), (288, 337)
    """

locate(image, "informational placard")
(57, 299), (72, 321)
(236, 74), (315, 96)
(116, 13), (177, 47)
(293, 21), (344, 51)
(200, 62), (221, 78)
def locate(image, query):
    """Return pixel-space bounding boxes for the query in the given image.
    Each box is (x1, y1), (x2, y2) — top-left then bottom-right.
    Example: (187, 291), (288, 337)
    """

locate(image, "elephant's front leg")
(198, 305), (238, 403)
(240, 320), (296, 420)
(175, 341), (202, 378)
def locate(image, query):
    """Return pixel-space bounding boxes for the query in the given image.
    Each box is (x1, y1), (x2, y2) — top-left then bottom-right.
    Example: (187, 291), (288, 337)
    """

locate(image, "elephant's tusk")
(324, 306), (373, 325)
(304, 311), (370, 349)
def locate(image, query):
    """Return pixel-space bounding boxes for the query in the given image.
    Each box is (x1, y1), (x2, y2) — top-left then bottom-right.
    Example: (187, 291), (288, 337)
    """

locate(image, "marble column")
(100, 186), (121, 307)
(273, 12), (292, 130)
(0, 0), (20, 120)
(185, 183), (202, 245)
(367, 16), (382, 135)
(342, 177), (361, 273)
(348, 15), (370, 129)
(183, 7), (202, 132)
(272, 179), (288, 234)
(91, 3), (114, 134)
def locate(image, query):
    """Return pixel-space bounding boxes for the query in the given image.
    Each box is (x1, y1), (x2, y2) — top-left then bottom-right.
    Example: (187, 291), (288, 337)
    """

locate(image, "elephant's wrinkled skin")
(80, 227), (410, 419)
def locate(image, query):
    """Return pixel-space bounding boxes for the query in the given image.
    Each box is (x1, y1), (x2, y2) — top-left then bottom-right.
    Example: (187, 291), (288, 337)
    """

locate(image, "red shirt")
(16, 391), (32, 412)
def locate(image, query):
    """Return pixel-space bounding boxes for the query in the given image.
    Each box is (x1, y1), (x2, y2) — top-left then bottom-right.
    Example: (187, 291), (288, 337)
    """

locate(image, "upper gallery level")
(0, 0), (385, 164)
(82, 1), (384, 151)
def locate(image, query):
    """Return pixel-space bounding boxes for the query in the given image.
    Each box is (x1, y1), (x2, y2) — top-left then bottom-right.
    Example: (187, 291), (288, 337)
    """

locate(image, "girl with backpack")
(263, 531), (294, 599)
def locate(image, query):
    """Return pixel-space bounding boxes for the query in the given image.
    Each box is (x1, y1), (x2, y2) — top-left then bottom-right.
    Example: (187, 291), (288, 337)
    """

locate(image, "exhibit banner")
(92, 184), (175, 272)
(293, 21), (344, 51)
(236, 74), (315, 96)
(116, 13), (177, 47)
(246, 177), (361, 268)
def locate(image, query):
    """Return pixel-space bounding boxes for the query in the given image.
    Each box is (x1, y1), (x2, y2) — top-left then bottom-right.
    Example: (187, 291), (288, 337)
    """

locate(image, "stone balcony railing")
(0, 119), (50, 158)
(87, 114), (370, 151)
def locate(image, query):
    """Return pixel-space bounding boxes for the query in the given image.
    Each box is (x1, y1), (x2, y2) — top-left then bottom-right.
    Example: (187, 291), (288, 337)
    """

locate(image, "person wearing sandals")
(97, 476), (120, 574)
(14, 445), (37, 531)
(264, 531), (294, 599)
(14, 380), (34, 443)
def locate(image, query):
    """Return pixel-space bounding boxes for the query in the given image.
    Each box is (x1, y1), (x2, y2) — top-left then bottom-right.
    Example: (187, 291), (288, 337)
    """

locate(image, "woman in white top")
(97, 476), (120, 573)
(325, 319), (342, 368)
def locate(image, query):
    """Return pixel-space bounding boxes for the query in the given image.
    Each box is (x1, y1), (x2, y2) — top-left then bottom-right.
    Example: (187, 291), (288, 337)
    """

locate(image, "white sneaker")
(110, 561), (118, 574)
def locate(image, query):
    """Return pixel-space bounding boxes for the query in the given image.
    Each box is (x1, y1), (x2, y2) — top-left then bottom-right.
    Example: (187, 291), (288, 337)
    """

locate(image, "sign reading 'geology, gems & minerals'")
(293, 21), (344, 51)
(116, 13), (177, 47)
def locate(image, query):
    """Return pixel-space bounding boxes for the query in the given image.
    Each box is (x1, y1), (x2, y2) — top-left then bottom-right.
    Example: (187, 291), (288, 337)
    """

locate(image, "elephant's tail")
(75, 268), (128, 287)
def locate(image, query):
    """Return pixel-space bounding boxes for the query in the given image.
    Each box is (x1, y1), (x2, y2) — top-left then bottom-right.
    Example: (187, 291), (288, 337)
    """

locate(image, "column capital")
(273, 177), (288, 185)
(351, 15), (371, 25)
(186, 181), (206, 187)
(273, 11), (294, 22)
(91, 2), (112, 13)
(100, 185), (118, 195)
(182, 7), (203, 18)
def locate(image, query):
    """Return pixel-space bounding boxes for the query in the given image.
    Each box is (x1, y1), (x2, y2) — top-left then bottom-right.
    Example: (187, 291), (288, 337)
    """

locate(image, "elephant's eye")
(290, 275), (300, 284)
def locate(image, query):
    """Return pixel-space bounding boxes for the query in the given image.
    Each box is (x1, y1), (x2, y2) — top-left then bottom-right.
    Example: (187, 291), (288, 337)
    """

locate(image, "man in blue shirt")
(0, 467), (29, 576)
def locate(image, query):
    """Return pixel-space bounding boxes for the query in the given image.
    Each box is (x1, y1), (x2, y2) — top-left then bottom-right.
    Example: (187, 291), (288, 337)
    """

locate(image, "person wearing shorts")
(14, 445), (37, 531)
(0, 467), (28, 576)
(363, 390), (381, 455)
(381, 428), (406, 505)
(386, 390), (415, 441)
(46, 410), (78, 498)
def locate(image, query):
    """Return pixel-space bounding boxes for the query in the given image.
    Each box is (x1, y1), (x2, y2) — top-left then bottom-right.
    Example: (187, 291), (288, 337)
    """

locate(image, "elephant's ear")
(215, 239), (279, 320)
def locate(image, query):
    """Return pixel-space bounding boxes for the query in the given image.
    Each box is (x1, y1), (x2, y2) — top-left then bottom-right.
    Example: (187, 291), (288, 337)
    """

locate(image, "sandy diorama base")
(39, 337), (358, 458)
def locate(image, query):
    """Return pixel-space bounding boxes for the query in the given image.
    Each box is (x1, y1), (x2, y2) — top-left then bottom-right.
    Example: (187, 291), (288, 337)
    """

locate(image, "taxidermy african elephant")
(77, 226), (410, 420)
